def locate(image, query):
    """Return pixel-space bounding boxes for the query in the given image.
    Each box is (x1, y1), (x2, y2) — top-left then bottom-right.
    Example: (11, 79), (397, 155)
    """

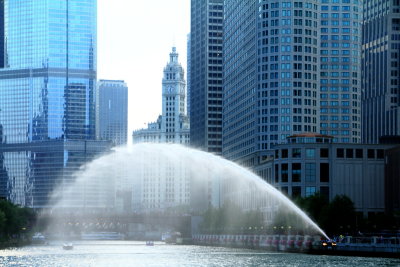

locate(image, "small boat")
(31, 232), (47, 244)
(146, 241), (154, 246)
(63, 243), (73, 250)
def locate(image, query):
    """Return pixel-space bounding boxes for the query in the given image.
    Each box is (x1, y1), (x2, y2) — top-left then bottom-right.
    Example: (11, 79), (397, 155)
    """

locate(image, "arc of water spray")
(53, 143), (329, 240)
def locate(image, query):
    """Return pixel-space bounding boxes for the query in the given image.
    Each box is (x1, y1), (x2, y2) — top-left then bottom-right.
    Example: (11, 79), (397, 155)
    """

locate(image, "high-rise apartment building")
(97, 80), (128, 146)
(0, 0), (111, 208)
(189, 0), (224, 154)
(222, 0), (364, 165)
(320, 0), (362, 143)
(223, 1), (320, 166)
(362, 0), (400, 143)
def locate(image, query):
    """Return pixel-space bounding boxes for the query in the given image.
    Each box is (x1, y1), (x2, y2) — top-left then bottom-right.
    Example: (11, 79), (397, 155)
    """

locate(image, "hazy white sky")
(98, 0), (190, 135)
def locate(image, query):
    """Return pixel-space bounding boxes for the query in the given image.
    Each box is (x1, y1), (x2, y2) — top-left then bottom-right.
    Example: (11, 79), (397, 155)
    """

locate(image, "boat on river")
(31, 232), (47, 245)
(81, 232), (125, 240)
(63, 243), (73, 250)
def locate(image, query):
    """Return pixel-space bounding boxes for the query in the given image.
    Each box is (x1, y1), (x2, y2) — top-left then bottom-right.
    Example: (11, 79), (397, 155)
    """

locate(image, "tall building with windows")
(133, 47), (190, 144)
(223, 1), (320, 166)
(189, 0), (224, 154)
(97, 80), (128, 146)
(0, 0), (110, 208)
(187, 34), (191, 116)
(320, 0), (362, 143)
(132, 47), (190, 212)
(362, 0), (400, 143)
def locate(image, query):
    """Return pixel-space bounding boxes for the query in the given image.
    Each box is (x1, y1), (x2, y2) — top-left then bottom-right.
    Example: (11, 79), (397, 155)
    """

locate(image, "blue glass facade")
(0, 0), (104, 208)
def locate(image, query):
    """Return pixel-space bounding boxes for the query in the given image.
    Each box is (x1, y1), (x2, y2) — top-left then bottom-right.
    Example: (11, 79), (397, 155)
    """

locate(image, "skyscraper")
(222, 0), (364, 166)
(189, 0), (224, 154)
(0, 0), (110, 208)
(223, 1), (320, 166)
(362, 0), (400, 143)
(320, 0), (362, 143)
(97, 80), (128, 146)
(187, 34), (191, 116)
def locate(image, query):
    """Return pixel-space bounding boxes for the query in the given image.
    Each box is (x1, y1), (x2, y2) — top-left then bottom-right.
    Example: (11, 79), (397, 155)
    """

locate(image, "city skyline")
(98, 0), (190, 135)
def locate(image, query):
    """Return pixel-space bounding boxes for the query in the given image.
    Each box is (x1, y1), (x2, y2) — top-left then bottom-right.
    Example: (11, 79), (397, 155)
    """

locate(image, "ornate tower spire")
(170, 47), (178, 63)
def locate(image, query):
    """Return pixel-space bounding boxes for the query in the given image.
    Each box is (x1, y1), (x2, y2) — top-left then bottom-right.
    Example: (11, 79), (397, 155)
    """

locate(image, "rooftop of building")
(286, 133), (333, 144)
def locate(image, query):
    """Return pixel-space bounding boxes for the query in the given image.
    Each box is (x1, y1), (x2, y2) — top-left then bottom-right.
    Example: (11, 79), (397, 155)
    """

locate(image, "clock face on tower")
(167, 86), (173, 93)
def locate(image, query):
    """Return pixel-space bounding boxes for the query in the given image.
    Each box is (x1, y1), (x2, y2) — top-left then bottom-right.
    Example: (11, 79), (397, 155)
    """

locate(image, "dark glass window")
(292, 163), (301, 182)
(320, 163), (329, 182)
(355, 149), (363, 158)
(346, 149), (353, 158)
(305, 163), (316, 182)
(275, 150), (279, 158)
(292, 186), (302, 198)
(320, 186), (329, 200)
(282, 163), (288, 182)
(275, 164), (279, 183)
(305, 186), (316, 197)
(320, 148), (329, 158)
(367, 149), (375, 159)
(336, 148), (344, 158)
(306, 148), (315, 158)
(377, 149), (384, 159)
(292, 148), (301, 158)
(282, 149), (288, 158)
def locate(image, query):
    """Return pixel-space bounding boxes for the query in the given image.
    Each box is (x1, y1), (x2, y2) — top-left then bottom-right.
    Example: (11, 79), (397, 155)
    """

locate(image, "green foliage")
(200, 202), (264, 234)
(294, 194), (357, 236)
(323, 195), (356, 234)
(0, 199), (35, 240)
(271, 208), (307, 234)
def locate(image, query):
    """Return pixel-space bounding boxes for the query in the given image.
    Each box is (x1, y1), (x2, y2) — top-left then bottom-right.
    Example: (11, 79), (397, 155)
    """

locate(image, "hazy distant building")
(131, 47), (190, 212)
(133, 47), (190, 144)
(97, 80), (128, 146)
(189, 0), (224, 154)
(362, 0), (400, 143)
(0, 0), (110, 208)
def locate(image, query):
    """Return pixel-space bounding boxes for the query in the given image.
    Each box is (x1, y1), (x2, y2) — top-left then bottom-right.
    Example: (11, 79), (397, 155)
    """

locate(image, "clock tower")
(160, 47), (189, 143)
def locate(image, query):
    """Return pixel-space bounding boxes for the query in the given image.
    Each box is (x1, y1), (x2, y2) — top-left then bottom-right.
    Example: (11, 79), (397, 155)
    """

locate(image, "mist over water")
(49, 143), (328, 239)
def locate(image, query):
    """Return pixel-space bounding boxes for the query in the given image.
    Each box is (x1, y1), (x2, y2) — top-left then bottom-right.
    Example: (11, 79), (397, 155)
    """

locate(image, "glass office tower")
(362, 0), (400, 143)
(190, 0), (224, 154)
(223, 1), (319, 166)
(320, 0), (362, 143)
(0, 0), (109, 208)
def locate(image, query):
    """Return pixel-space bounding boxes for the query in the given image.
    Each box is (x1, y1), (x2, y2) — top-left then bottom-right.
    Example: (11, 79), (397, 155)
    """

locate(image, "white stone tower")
(161, 47), (189, 143)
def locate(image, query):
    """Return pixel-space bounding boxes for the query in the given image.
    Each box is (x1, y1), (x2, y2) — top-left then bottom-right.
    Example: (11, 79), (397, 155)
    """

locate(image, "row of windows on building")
(279, 185), (329, 198)
(275, 147), (385, 159)
(274, 162), (330, 183)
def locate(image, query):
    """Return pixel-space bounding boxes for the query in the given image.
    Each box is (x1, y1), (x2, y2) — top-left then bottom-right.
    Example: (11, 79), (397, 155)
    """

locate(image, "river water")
(0, 241), (399, 267)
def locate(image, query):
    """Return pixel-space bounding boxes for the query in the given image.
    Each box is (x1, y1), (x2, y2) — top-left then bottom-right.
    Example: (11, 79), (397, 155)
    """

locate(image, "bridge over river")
(38, 211), (193, 239)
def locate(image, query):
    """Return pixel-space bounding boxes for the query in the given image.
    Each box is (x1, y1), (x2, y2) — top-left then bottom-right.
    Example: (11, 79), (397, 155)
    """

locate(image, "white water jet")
(52, 143), (329, 239)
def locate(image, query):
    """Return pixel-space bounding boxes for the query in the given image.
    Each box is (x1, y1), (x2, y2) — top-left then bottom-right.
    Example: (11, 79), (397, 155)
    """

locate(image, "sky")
(98, 0), (190, 136)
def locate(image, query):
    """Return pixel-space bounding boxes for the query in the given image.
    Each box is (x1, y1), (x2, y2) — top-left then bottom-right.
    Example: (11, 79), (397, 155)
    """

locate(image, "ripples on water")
(0, 241), (399, 267)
